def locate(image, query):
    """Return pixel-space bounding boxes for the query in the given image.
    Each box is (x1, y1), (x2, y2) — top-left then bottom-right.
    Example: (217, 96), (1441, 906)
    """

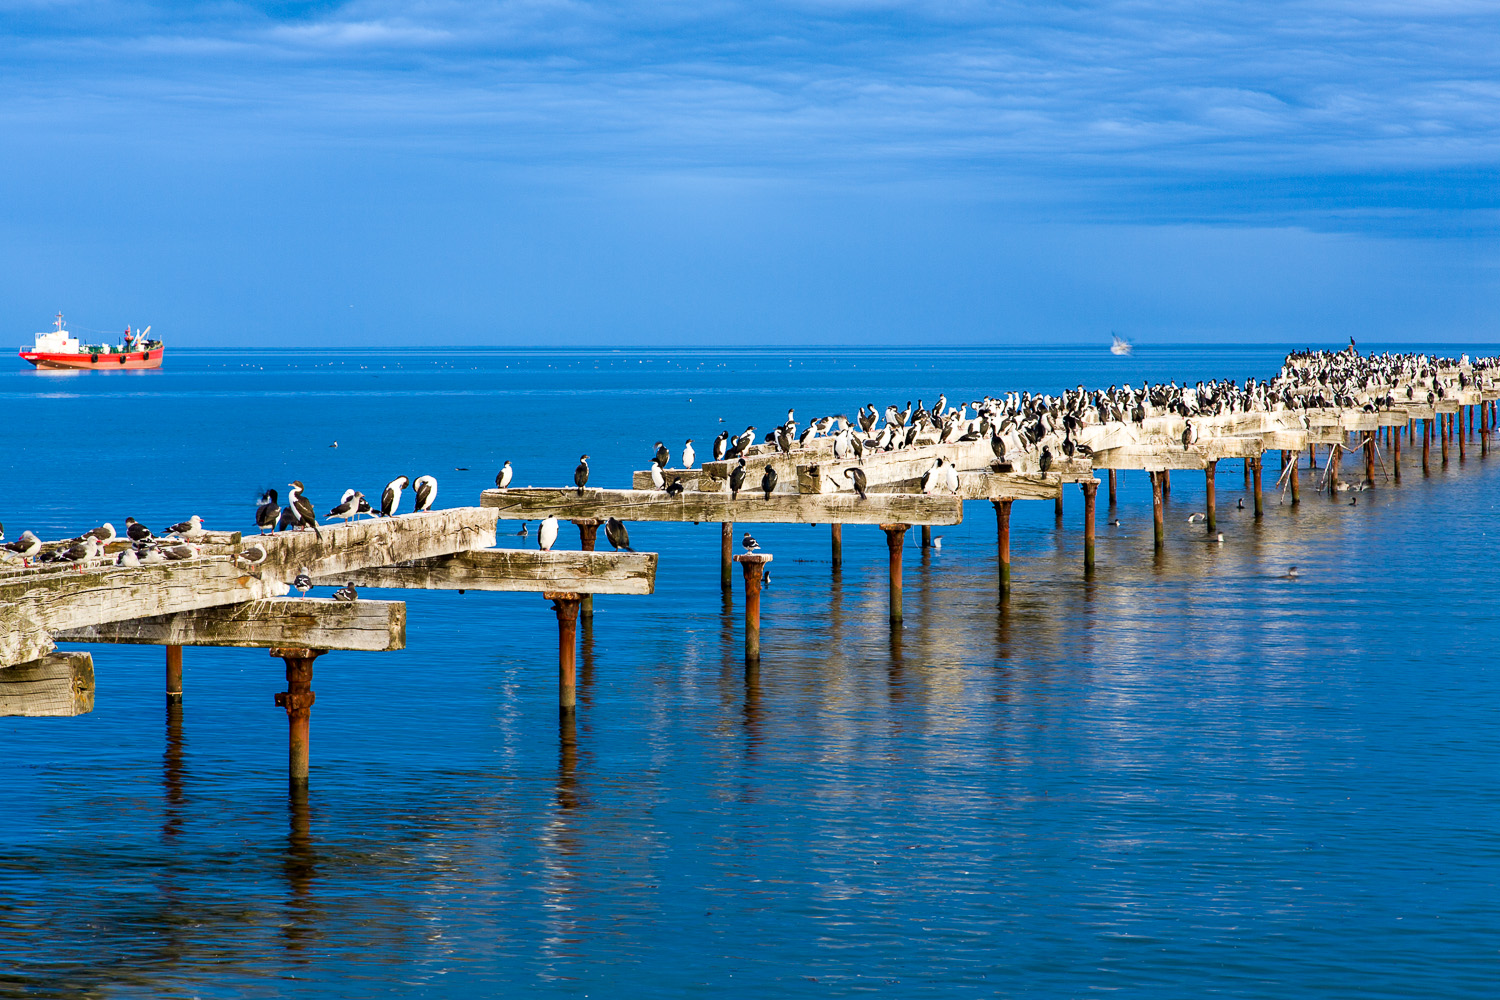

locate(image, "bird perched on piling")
(413, 475), (437, 512)
(327, 491), (361, 523)
(574, 455), (590, 495)
(288, 482), (321, 537)
(496, 461), (513, 489)
(742, 532), (759, 552)
(333, 582), (358, 602)
(538, 516), (559, 552)
(650, 460), (666, 490)
(293, 566), (313, 597)
(2, 530), (41, 565)
(162, 542), (199, 561)
(682, 439), (695, 468)
(125, 517), (153, 542)
(713, 431), (728, 461)
(844, 467), (868, 499)
(165, 515), (203, 536)
(654, 441), (670, 467)
(761, 464), (778, 500)
(236, 543), (268, 568)
(729, 458), (747, 499)
(666, 477), (684, 497)
(256, 489), (281, 533)
(605, 517), (632, 551)
(380, 476), (409, 517)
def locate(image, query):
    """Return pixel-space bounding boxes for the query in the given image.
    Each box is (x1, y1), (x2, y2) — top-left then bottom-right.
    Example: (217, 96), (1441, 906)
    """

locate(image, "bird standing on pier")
(125, 517), (153, 542)
(162, 543), (200, 561)
(1182, 419), (1198, 451)
(256, 489), (281, 533)
(650, 460), (666, 490)
(712, 431), (728, 461)
(236, 543), (268, 568)
(539, 516), (559, 552)
(729, 458), (747, 499)
(288, 482), (322, 537)
(165, 515), (203, 536)
(276, 506), (298, 532)
(1039, 446), (1053, 473)
(496, 461), (513, 489)
(605, 517), (632, 551)
(761, 464), (778, 500)
(666, 476), (684, 497)
(333, 582), (358, 602)
(327, 491), (361, 522)
(682, 439), (695, 468)
(844, 466), (868, 499)
(742, 531), (759, 552)
(2, 530), (41, 566)
(413, 475), (438, 512)
(654, 441), (670, 467)
(380, 476), (409, 517)
(293, 566), (313, 597)
(574, 455), (590, 494)
(115, 547), (139, 567)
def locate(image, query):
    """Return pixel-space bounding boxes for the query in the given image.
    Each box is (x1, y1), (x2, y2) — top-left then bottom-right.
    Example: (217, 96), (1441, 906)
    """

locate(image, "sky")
(2, 0), (1498, 347)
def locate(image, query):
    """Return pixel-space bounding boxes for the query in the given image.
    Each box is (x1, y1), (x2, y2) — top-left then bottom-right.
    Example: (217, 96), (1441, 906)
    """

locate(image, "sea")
(3, 346), (1498, 998)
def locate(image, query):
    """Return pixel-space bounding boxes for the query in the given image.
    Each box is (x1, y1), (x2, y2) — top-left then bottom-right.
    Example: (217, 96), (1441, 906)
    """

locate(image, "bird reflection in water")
(282, 786), (321, 960)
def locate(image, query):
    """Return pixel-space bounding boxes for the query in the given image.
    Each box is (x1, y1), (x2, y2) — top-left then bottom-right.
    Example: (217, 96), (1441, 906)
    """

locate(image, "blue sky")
(2, 1), (1497, 346)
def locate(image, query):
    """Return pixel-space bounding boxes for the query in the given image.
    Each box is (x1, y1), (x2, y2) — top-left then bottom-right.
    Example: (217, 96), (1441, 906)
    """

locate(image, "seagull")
(666, 477), (684, 497)
(293, 566), (313, 597)
(161, 542), (199, 561)
(761, 464), (778, 500)
(495, 461), (513, 489)
(256, 489), (281, 533)
(682, 439), (695, 468)
(77, 522), (116, 543)
(381, 476), (409, 517)
(742, 532), (759, 552)
(1187, 513), (1206, 523)
(539, 516), (559, 552)
(165, 515), (203, 535)
(729, 458), (747, 499)
(2, 530), (41, 565)
(236, 542), (268, 567)
(413, 475), (437, 512)
(138, 544), (166, 565)
(844, 466), (868, 499)
(288, 482), (321, 537)
(932, 535), (944, 550)
(125, 517), (153, 542)
(574, 455), (590, 495)
(332, 582), (358, 602)
(327, 492), (361, 522)
(115, 547), (140, 567)
(605, 517), (632, 551)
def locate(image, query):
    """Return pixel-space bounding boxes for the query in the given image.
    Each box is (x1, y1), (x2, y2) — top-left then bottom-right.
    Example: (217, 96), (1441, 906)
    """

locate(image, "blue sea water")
(2, 346), (1499, 999)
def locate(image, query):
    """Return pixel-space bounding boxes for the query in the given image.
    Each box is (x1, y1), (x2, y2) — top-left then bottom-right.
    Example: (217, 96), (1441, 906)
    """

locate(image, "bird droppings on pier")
(5, 347), (1500, 787)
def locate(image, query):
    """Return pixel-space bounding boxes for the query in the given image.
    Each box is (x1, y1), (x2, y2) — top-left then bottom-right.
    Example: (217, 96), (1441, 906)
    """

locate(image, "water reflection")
(282, 786), (320, 960)
(162, 703), (185, 844)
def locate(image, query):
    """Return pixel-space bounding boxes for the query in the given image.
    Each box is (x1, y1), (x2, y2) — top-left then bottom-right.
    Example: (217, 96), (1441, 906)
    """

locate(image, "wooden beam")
(869, 471), (1064, 501)
(629, 469), (721, 491)
(0, 652), (94, 717)
(705, 438), (996, 492)
(253, 507), (499, 581)
(313, 549), (657, 595)
(481, 487), (964, 526)
(53, 598), (406, 651)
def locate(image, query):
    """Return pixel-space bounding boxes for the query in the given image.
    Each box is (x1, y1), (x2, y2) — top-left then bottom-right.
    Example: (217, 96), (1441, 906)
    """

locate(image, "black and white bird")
(293, 566), (313, 597)
(78, 522), (116, 543)
(654, 441), (670, 468)
(666, 477), (685, 497)
(276, 506), (299, 532)
(712, 431), (729, 462)
(761, 464), (778, 500)
(574, 455), (590, 495)
(1182, 419), (1198, 451)
(495, 461), (513, 489)
(844, 467), (868, 499)
(605, 516), (632, 552)
(517, 521), (530, 537)
(380, 476), (409, 517)
(742, 532), (759, 552)
(165, 515), (203, 535)
(2, 530), (42, 565)
(236, 542), (268, 568)
(55, 537), (102, 565)
(162, 542), (199, 561)
(125, 517), (153, 542)
(538, 515), (559, 552)
(115, 547), (140, 567)
(682, 439), (695, 468)
(288, 482), (321, 537)
(729, 458), (747, 499)
(413, 475), (437, 512)
(1039, 446), (1053, 473)
(332, 582), (358, 602)
(256, 489), (281, 533)
(650, 460), (666, 490)
(327, 491), (361, 522)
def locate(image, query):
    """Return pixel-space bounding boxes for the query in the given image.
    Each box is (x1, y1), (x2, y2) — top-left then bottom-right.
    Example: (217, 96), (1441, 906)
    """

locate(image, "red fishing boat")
(19, 314), (164, 370)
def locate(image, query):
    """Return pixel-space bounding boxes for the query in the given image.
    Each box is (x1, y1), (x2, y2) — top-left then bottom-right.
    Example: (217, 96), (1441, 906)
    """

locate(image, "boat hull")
(20, 348), (164, 370)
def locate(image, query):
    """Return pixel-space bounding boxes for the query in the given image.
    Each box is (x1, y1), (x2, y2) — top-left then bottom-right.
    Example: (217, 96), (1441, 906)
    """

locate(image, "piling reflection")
(537, 713), (587, 977)
(282, 786), (320, 960)
(578, 617), (596, 710)
(162, 702), (185, 844)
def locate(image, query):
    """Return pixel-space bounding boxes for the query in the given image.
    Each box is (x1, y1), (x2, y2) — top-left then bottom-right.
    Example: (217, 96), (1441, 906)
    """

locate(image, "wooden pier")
(7, 347), (1500, 787)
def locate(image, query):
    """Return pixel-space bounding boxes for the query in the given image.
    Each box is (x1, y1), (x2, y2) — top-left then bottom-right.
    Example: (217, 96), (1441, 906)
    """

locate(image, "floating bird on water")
(125, 517), (153, 542)
(932, 535), (944, 550)
(605, 517), (632, 552)
(413, 475), (437, 512)
(1110, 517), (1121, 526)
(330, 441), (338, 448)
(332, 582), (358, 602)
(1215, 533), (1224, 543)
(666, 477), (684, 497)
(574, 455), (590, 494)
(761, 464), (778, 500)
(256, 489), (281, 533)
(380, 476), (409, 517)
(1237, 498), (1245, 510)
(517, 522), (529, 537)
(1286, 566), (1299, 579)
(538, 516), (559, 552)
(288, 482), (321, 537)
(844, 467), (868, 499)
(682, 439), (695, 468)
(165, 515), (203, 536)
(729, 458), (747, 499)
(742, 532), (759, 552)
(1187, 512), (1206, 523)
(496, 461), (513, 489)
(292, 566), (313, 597)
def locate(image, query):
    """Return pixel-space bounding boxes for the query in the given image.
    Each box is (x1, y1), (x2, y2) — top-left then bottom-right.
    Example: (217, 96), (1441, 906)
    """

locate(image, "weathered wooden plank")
(53, 599), (406, 651)
(1089, 438), (1262, 470)
(630, 469), (721, 491)
(0, 652), (94, 717)
(255, 507), (499, 581)
(314, 549), (657, 595)
(707, 438), (996, 493)
(480, 488), (964, 525)
(869, 472), (1063, 501)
